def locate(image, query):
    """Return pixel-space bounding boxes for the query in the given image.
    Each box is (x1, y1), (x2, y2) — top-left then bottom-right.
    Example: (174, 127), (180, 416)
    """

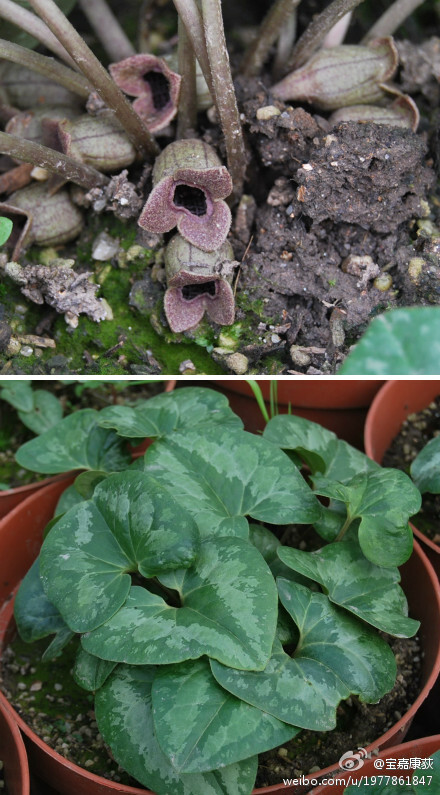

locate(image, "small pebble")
(256, 105), (281, 121)
(92, 232), (120, 261)
(224, 352), (249, 374)
(20, 346), (33, 357)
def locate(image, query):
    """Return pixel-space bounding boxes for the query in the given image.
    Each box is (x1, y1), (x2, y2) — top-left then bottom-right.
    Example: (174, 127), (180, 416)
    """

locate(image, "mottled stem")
(0, 132), (109, 189)
(27, 0), (159, 159)
(77, 0), (135, 61)
(272, 9), (297, 79)
(0, 39), (92, 98)
(241, 0), (301, 77)
(286, 0), (366, 72)
(200, 0), (246, 202)
(0, 0), (75, 67)
(177, 16), (197, 139)
(172, 0), (214, 97)
(362, 0), (425, 42)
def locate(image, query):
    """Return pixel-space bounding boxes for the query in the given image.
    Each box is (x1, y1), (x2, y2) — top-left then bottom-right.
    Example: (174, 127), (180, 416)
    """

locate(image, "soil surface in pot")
(383, 396), (440, 545)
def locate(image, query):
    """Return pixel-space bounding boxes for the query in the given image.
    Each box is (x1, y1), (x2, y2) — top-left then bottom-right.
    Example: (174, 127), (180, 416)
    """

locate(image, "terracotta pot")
(210, 379), (385, 448)
(0, 699), (30, 795)
(0, 472), (75, 521)
(1, 483), (439, 795)
(311, 735), (440, 794)
(364, 380), (440, 574)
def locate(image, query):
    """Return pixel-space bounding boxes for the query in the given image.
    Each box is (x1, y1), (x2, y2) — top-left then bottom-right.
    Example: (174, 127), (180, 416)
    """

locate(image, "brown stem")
(200, 0), (246, 203)
(362, 0), (425, 42)
(77, 0), (135, 61)
(286, 0), (366, 72)
(172, 0), (214, 97)
(0, 132), (109, 190)
(272, 9), (297, 79)
(241, 0), (301, 77)
(176, 16), (197, 139)
(0, 39), (92, 98)
(27, 0), (159, 159)
(0, 163), (33, 195)
(0, 0), (76, 67)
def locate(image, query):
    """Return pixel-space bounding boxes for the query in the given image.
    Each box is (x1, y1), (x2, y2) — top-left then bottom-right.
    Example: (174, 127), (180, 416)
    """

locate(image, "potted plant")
(364, 380), (440, 574)
(0, 379), (176, 518)
(0, 699), (30, 795)
(0, 385), (439, 795)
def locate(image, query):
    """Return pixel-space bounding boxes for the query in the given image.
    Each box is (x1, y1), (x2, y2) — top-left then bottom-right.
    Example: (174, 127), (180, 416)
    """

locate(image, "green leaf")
(278, 539), (420, 637)
(152, 658), (298, 773)
(95, 664), (258, 795)
(411, 436), (440, 494)
(14, 559), (74, 658)
(0, 217), (13, 246)
(17, 390), (63, 434)
(339, 307), (440, 374)
(277, 580), (396, 704)
(98, 387), (243, 439)
(54, 484), (85, 516)
(39, 472), (199, 633)
(263, 413), (379, 481)
(73, 647), (117, 692)
(0, 380), (33, 412)
(143, 428), (320, 540)
(82, 536), (277, 670)
(15, 409), (131, 474)
(312, 469), (420, 567)
(74, 470), (109, 498)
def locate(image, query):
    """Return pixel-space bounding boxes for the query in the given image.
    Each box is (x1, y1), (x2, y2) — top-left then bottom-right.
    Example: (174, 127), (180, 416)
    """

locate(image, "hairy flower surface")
(272, 37), (399, 111)
(138, 139), (232, 251)
(109, 54), (181, 133)
(164, 234), (236, 332)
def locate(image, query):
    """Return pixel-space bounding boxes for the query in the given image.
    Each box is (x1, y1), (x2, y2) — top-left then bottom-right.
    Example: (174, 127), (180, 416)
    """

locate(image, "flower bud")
(271, 37), (399, 111)
(139, 139), (233, 252)
(57, 112), (137, 172)
(329, 94), (419, 132)
(164, 233), (236, 332)
(6, 183), (83, 254)
(6, 106), (78, 151)
(109, 54), (181, 133)
(0, 62), (83, 110)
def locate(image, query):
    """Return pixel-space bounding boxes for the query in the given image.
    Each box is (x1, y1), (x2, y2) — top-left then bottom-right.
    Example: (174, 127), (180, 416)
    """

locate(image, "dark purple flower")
(138, 139), (232, 252)
(109, 54), (181, 133)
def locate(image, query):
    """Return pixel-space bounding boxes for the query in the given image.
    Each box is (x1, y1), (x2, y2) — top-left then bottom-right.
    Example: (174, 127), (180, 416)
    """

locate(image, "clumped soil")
(383, 396), (440, 544)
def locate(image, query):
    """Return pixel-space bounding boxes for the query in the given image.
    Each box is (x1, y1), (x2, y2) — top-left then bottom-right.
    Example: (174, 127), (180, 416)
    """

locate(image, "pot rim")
(0, 695), (30, 795)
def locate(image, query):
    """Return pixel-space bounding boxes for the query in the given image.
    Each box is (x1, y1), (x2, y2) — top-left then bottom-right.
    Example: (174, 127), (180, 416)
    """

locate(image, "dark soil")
(383, 396), (440, 544)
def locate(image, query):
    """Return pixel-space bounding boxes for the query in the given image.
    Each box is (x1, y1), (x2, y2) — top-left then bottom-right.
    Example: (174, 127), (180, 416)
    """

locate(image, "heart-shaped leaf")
(263, 414), (379, 481)
(0, 380), (33, 412)
(95, 664), (258, 795)
(82, 536), (277, 670)
(143, 428), (320, 540)
(277, 580), (396, 703)
(39, 472), (199, 633)
(18, 390), (64, 434)
(312, 469), (421, 567)
(152, 658), (298, 773)
(98, 387), (243, 439)
(15, 409), (131, 474)
(278, 539), (419, 637)
(73, 647), (117, 692)
(411, 436), (440, 494)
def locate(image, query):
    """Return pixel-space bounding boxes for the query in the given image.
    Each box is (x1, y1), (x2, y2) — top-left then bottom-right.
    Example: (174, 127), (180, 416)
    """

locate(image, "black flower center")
(143, 70), (171, 111)
(173, 184), (207, 216)
(182, 281), (217, 300)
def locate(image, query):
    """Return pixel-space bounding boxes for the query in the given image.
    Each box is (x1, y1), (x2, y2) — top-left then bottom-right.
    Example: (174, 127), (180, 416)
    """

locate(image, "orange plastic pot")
(1, 483), (440, 795)
(364, 380), (440, 574)
(311, 735), (440, 794)
(0, 699), (30, 795)
(0, 472), (75, 521)
(211, 379), (384, 448)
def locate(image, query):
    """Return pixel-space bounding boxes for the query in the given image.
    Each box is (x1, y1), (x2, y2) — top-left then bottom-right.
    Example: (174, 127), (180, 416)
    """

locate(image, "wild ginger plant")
(13, 387), (423, 795)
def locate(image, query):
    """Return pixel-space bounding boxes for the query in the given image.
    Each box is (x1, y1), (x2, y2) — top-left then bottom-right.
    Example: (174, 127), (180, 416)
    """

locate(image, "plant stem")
(272, 9), (297, 79)
(0, 132), (109, 189)
(172, 0), (214, 97)
(200, 0), (246, 203)
(0, 0), (75, 67)
(362, 0), (425, 43)
(285, 0), (366, 72)
(27, 0), (159, 159)
(246, 380), (270, 424)
(334, 514), (353, 542)
(241, 0), (301, 77)
(77, 0), (135, 61)
(0, 39), (92, 99)
(176, 16), (197, 139)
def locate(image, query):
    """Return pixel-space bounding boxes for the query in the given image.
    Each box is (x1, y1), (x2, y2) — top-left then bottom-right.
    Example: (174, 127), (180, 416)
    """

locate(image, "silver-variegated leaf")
(39, 472), (199, 633)
(82, 536), (277, 670)
(278, 539), (419, 637)
(73, 647), (117, 691)
(97, 387), (243, 439)
(143, 427), (320, 540)
(411, 436), (440, 495)
(95, 664), (258, 795)
(152, 658), (299, 773)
